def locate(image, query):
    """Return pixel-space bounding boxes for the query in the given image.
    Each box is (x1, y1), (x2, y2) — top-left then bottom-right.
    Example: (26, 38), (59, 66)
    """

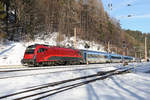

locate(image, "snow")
(0, 42), (26, 65)
(0, 33), (150, 100)
(0, 63), (150, 100)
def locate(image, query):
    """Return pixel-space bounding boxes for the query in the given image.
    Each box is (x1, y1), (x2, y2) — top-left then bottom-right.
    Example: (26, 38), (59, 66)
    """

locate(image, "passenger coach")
(79, 50), (110, 63)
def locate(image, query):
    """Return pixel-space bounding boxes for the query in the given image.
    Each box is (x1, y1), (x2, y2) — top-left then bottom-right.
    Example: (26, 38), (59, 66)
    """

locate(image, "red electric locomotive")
(21, 44), (83, 66)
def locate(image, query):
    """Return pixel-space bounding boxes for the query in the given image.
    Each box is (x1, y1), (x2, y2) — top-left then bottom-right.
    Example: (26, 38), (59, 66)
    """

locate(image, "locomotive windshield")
(25, 49), (35, 54)
(25, 45), (36, 54)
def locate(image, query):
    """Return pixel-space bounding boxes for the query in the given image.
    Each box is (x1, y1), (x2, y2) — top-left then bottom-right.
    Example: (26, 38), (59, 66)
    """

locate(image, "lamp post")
(133, 47), (137, 58)
(122, 40), (126, 56)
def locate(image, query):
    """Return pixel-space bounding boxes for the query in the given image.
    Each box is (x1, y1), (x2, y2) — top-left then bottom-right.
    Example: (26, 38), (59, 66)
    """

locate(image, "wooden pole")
(74, 27), (77, 49)
(108, 41), (110, 53)
(123, 48), (126, 56)
(115, 47), (118, 54)
(126, 48), (129, 56)
(134, 47), (137, 58)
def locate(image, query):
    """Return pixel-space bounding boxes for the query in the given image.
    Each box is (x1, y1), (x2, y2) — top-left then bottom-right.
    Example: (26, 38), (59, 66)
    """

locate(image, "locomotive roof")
(28, 44), (77, 50)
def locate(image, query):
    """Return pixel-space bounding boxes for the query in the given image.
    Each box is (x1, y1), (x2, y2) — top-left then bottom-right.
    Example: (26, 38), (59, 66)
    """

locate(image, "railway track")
(0, 65), (84, 73)
(0, 63), (123, 73)
(0, 66), (118, 80)
(0, 65), (24, 69)
(0, 67), (133, 100)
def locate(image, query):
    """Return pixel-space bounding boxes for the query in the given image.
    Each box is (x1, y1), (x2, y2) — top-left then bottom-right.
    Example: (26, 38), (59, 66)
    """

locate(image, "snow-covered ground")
(0, 63), (150, 100)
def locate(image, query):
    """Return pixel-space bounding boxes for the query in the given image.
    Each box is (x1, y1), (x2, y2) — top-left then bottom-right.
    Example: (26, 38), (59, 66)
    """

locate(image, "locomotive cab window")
(25, 47), (35, 54)
(25, 49), (35, 54)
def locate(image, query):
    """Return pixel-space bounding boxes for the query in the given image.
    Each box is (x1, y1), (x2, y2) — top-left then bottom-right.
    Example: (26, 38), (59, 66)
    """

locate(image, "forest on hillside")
(0, 0), (150, 58)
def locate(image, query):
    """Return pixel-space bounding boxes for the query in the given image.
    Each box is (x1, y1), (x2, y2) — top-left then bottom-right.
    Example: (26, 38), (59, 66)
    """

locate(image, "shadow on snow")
(0, 45), (15, 55)
(86, 84), (99, 100)
(111, 77), (145, 100)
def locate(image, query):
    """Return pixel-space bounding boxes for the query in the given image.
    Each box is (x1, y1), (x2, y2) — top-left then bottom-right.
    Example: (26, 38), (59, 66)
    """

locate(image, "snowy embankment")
(0, 42), (26, 65)
(0, 32), (105, 66)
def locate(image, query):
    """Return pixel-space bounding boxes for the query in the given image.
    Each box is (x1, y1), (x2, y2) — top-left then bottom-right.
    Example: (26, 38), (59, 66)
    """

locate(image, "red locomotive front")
(21, 45), (38, 66)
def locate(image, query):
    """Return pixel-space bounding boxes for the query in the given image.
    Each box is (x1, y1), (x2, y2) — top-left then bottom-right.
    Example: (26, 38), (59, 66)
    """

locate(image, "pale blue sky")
(101, 0), (150, 33)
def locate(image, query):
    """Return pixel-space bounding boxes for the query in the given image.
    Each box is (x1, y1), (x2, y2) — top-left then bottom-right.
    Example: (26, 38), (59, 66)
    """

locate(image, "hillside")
(125, 30), (150, 58)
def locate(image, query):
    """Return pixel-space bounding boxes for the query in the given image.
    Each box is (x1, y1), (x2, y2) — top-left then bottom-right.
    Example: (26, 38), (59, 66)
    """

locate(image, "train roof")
(80, 49), (123, 56)
(27, 44), (79, 51)
(80, 49), (109, 55)
(79, 49), (135, 58)
(123, 56), (134, 58)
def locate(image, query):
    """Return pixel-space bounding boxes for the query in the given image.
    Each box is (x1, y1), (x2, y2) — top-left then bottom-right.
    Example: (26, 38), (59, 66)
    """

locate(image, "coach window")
(104, 55), (108, 58)
(98, 55), (101, 58)
(91, 54), (94, 58)
(98, 55), (102, 58)
(88, 54), (92, 58)
(102, 55), (105, 58)
(95, 55), (98, 58)
(98, 55), (101, 57)
(97, 55), (99, 58)
(92, 54), (94, 57)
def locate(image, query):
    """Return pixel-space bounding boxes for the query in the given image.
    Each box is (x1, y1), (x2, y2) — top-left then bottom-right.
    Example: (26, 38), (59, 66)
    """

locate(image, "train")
(21, 44), (134, 66)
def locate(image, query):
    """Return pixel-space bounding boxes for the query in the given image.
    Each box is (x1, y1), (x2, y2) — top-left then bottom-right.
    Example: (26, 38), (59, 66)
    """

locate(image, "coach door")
(83, 52), (87, 63)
